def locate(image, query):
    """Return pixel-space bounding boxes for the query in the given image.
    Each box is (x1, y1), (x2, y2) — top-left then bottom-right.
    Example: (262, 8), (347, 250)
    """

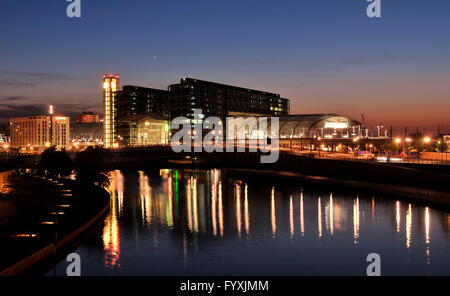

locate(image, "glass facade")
(10, 115), (70, 151)
(114, 85), (169, 146)
(169, 78), (290, 120)
(117, 115), (170, 147)
(131, 117), (170, 146)
(106, 77), (291, 147)
(231, 114), (363, 140)
(103, 74), (120, 148)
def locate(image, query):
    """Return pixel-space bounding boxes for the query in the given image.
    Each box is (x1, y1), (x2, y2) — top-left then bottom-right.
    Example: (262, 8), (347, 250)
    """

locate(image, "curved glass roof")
(245, 114), (361, 139)
(70, 123), (103, 141)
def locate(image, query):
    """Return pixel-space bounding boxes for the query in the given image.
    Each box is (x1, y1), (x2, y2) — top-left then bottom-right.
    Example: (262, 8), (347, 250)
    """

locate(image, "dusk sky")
(1, 0), (450, 131)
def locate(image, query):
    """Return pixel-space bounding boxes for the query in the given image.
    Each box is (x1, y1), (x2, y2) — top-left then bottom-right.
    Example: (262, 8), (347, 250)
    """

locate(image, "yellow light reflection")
(116, 170), (124, 217)
(244, 184), (250, 236)
(271, 187), (276, 238)
(211, 173), (217, 236)
(300, 192), (305, 236)
(329, 194), (334, 235)
(396, 201), (401, 233)
(425, 207), (430, 245)
(406, 204), (412, 249)
(372, 197), (375, 222)
(218, 181), (224, 237)
(139, 171), (152, 226)
(187, 178), (193, 232)
(103, 170), (122, 269)
(289, 195), (294, 240)
(318, 196), (322, 238)
(353, 196), (360, 244)
(235, 183), (242, 238)
(167, 175), (174, 228)
(192, 176), (199, 233)
(425, 207), (431, 265)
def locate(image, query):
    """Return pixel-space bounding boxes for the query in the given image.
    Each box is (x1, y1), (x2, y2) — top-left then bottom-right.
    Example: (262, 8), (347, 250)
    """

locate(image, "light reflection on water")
(50, 169), (450, 276)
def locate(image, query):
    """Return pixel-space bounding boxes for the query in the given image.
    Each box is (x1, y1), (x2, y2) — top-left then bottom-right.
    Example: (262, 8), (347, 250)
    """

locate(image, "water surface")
(49, 169), (450, 275)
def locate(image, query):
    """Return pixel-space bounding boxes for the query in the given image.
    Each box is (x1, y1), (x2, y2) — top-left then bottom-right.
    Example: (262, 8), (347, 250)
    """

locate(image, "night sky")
(1, 0), (450, 130)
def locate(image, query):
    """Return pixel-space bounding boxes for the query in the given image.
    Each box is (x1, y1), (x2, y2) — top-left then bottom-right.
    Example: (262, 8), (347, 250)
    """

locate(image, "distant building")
(70, 122), (103, 149)
(76, 112), (100, 124)
(274, 114), (364, 149)
(168, 78), (290, 121)
(10, 115), (70, 151)
(114, 85), (169, 145)
(102, 75), (291, 147)
(117, 115), (170, 147)
(103, 73), (120, 148)
(277, 114), (363, 139)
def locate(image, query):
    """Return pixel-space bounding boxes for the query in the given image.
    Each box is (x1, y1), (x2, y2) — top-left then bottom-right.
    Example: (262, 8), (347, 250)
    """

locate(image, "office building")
(10, 115), (70, 151)
(102, 75), (291, 147)
(168, 78), (290, 121)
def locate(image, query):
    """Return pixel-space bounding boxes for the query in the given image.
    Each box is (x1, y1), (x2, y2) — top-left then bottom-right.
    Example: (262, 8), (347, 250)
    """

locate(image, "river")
(48, 169), (450, 275)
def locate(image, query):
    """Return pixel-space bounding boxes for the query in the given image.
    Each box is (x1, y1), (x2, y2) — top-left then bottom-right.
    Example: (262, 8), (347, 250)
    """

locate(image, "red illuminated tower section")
(103, 74), (120, 148)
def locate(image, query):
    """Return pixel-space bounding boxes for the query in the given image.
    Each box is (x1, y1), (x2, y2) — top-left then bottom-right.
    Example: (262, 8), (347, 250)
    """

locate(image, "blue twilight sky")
(1, 0), (450, 130)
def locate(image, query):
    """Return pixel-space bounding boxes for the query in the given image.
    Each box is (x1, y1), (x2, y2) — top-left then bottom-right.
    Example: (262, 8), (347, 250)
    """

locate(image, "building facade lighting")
(324, 122), (349, 129)
(103, 74), (120, 148)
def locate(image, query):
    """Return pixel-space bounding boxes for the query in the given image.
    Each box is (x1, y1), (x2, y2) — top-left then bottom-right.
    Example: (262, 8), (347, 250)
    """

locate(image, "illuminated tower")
(103, 74), (120, 148)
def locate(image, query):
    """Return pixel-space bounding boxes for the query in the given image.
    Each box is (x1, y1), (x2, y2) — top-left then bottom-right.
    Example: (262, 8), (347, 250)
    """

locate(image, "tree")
(39, 147), (74, 177)
(74, 146), (111, 188)
(437, 138), (448, 152)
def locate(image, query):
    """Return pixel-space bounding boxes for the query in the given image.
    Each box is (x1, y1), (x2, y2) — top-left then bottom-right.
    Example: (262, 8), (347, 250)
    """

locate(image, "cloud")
(0, 104), (48, 123)
(0, 80), (36, 87)
(0, 102), (102, 124)
(0, 96), (28, 102)
(0, 70), (90, 81)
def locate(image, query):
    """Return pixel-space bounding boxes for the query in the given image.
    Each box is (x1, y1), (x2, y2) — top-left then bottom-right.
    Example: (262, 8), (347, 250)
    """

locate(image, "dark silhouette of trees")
(39, 147), (74, 177)
(437, 138), (448, 152)
(74, 146), (110, 188)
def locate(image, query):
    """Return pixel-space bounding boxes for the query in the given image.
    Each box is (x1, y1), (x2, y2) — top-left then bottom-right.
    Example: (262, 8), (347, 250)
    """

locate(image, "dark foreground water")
(49, 169), (450, 276)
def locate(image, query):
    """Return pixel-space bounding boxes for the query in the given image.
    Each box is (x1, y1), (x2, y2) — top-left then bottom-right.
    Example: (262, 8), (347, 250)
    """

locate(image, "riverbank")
(0, 172), (110, 276)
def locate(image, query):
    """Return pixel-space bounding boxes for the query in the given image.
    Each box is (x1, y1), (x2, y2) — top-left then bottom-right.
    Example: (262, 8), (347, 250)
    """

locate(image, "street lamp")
(424, 137), (431, 144)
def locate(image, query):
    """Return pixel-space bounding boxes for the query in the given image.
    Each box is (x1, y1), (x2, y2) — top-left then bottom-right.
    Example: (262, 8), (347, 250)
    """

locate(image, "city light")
(395, 138), (402, 144)
(424, 137), (431, 143)
(324, 122), (349, 129)
(103, 74), (120, 148)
